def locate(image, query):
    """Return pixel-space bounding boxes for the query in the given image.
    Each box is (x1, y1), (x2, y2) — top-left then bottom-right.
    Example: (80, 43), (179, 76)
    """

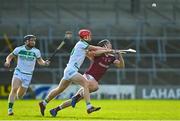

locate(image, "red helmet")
(78, 29), (91, 39)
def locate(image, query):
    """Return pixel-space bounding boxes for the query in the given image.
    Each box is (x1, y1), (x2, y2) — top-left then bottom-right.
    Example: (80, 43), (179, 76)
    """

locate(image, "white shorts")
(62, 66), (78, 80)
(83, 73), (96, 81)
(12, 69), (32, 88)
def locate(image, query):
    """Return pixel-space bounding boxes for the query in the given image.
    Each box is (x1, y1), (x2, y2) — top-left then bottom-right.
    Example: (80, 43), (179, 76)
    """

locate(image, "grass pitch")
(0, 100), (180, 120)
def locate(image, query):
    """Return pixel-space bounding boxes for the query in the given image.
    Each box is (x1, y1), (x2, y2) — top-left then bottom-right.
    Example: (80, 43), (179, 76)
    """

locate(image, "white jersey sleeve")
(12, 47), (21, 56)
(35, 49), (41, 58)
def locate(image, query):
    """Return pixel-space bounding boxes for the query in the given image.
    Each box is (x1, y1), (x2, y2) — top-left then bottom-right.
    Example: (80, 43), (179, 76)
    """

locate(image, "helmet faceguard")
(23, 35), (36, 48)
(97, 39), (111, 47)
(23, 35), (36, 42)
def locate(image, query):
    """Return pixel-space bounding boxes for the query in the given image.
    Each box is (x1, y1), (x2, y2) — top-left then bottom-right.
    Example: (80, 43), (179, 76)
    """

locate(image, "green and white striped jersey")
(13, 45), (41, 74)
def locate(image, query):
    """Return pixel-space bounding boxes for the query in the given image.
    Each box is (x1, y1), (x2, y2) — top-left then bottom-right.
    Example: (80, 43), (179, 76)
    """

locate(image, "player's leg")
(49, 75), (87, 117)
(8, 77), (21, 115)
(71, 78), (99, 108)
(39, 78), (71, 116)
(71, 73), (98, 108)
(55, 74), (99, 110)
(16, 86), (28, 99)
(48, 68), (94, 114)
(49, 98), (73, 117)
(50, 74), (99, 117)
(87, 79), (99, 92)
(71, 87), (84, 107)
(39, 66), (74, 116)
(16, 75), (32, 99)
(70, 73), (100, 114)
(46, 79), (71, 102)
(70, 73), (91, 107)
(51, 87), (84, 115)
(50, 79), (99, 116)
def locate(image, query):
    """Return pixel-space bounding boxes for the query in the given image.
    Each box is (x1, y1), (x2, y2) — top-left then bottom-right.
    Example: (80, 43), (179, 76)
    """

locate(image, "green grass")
(0, 100), (180, 120)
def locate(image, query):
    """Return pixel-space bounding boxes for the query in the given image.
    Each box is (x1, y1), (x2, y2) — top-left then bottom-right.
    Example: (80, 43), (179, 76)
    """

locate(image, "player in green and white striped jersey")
(4, 35), (50, 116)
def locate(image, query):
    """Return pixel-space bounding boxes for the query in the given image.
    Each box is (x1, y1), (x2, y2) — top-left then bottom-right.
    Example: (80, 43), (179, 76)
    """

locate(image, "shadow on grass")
(45, 115), (120, 120)
(2, 113), (120, 120)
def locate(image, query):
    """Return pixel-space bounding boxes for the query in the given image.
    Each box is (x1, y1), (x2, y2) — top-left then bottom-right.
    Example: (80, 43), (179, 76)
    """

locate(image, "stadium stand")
(0, 0), (180, 85)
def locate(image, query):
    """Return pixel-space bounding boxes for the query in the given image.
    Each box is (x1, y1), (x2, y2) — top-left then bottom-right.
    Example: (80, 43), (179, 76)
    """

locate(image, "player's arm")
(95, 49), (114, 56)
(37, 58), (50, 66)
(4, 53), (16, 68)
(88, 45), (114, 55)
(86, 50), (95, 61)
(113, 53), (125, 68)
(86, 49), (114, 60)
(36, 49), (50, 66)
(88, 45), (107, 51)
(86, 45), (112, 60)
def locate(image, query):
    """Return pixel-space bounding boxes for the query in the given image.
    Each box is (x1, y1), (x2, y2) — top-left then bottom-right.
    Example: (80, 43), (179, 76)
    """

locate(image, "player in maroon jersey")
(49, 39), (125, 117)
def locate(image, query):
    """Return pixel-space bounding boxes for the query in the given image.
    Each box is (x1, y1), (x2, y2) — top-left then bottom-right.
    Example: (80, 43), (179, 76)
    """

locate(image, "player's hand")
(114, 59), (121, 64)
(112, 49), (126, 54)
(4, 61), (10, 68)
(44, 60), (50, 66)
(108, 49), (114, 53)
(111, 49), (117, 53)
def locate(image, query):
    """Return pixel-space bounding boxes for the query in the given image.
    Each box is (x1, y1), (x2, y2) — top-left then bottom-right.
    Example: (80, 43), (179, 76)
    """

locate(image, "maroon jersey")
(85, 54), (116, 81)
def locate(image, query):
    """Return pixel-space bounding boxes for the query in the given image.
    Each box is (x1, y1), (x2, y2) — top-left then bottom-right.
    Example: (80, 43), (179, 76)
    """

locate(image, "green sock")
(8, 102), (14, 109)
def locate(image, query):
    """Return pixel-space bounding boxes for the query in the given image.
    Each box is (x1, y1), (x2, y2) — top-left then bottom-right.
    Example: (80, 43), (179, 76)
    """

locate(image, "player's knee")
(11, 88), (18, 94)
(17, 90), (26, 99)
(89, 86), (99, 93)
(94, 86), (99, 91)
(88, 81), (99, 92)
(17, 93), (25, 99)
(82, 81), (89, 88)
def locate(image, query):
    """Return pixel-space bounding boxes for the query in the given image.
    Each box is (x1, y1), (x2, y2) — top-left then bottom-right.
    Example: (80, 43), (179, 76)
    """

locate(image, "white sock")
(86, 103), (92, 109)
(56, 105), (62, 111)
(8, 108), (13, 112)
(58, 106), (62, 110)
(79, 91), (84, 97)
(42, 100), (47, 106)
